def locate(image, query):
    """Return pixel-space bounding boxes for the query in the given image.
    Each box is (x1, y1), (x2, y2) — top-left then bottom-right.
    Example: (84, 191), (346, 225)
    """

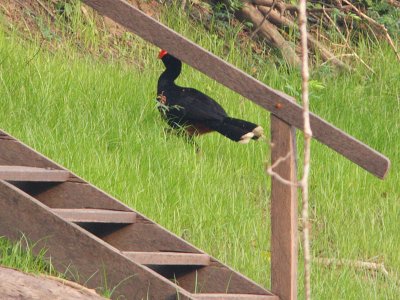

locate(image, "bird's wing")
(169, 88), (228, 121)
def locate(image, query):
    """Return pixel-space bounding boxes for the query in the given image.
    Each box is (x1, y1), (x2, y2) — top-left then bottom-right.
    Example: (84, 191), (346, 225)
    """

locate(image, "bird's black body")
(157, 51), (263, 143)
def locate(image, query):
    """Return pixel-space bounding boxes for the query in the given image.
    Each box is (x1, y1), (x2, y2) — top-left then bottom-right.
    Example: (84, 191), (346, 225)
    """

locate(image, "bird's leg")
(163, 127), (175, 136)
(163, 126), (201, 153)
(188, 135), (201, 154)
(179, 130), (201, 154)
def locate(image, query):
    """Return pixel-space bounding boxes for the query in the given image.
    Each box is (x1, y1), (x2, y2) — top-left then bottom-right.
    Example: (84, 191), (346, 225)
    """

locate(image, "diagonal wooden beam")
(0, 130), (276, 298)
(0, 181), (195, 299)
(82, 0), (390, 179)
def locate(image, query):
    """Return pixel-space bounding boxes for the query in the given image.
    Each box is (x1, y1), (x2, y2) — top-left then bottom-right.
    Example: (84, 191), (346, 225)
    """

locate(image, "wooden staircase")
(0, 129), (277, 299)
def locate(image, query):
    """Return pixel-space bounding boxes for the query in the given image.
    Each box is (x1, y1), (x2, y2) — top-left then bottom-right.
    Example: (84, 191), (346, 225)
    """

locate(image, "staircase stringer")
(0, 180), (194, 299)
(0, 129), (275, 298)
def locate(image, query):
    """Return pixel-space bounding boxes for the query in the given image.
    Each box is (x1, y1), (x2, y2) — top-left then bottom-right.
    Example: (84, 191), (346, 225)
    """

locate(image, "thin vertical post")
(270, 114), (298, 300)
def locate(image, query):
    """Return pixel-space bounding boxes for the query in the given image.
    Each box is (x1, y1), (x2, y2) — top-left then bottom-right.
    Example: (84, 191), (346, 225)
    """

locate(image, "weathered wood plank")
(193, 294), (278, 300)
(101, 223), (272, 294)
(0, 130), (131, 211)
(123, 252), (210, 266)
(0, 181), (194, 300)
(0, 130), (276, 297)
(52, 208), (136, 223)
(0, 166), (69, 182)
(0, 132), (60, 170)
(174, 265), (272, 295)
(12, 181), (130, 211)
(270, 115), (298, 300)
(100, 222), (201, 253)
(81, 0), (390, 179)
(102, 225), (273, 294)
(0, 182), (274, 297)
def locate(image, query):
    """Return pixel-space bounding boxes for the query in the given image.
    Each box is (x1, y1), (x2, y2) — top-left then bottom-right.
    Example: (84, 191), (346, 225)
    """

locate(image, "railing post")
(270, 114), (298, 300)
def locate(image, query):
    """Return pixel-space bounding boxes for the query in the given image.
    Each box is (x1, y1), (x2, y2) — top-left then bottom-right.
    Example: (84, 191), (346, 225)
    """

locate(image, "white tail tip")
(239, 132), (254, 144)
(252, 126), (264, 137)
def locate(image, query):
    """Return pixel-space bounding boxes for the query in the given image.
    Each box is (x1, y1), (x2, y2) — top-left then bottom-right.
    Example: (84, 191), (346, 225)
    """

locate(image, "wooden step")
(1, 130), (276, 299)
(192, 294), (278, 300)
(0, 166), (69, 182)
(52, 209), (136, 224)
(123, 251), (211, 266)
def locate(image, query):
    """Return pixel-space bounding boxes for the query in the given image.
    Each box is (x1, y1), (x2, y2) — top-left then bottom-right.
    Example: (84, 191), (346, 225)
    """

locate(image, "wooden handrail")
(82, 0), (390, 178)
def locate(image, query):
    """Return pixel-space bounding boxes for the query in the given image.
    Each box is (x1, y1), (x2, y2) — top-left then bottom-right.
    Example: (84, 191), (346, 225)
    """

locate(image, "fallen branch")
(181, 0), (187, 11)
(251, 0), (351, 14)
(258, 5), (292, 27)
(251, 0), (296, 15)
(387, 0), (400, 9)
(250, 0), (277, 38)
(258, 6), (349, 70)
(315, 257), (389, 277)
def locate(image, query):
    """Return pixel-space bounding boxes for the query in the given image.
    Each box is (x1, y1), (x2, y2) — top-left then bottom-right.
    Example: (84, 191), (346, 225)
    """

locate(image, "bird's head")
(158, 49), (168, 59)
(158, 49), (181, 72)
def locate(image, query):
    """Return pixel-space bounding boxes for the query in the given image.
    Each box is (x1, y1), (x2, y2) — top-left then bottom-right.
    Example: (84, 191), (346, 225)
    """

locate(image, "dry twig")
(342, 0), (400, 62)
(298, 0), (312, 298)
(322, 7), (374, 73)
(266, 1), (313, 298)
(266, 151), (299, 187)
(35, 0), (56, 21)
(388, 0), (400, 9)
(257, 5), (349, 69)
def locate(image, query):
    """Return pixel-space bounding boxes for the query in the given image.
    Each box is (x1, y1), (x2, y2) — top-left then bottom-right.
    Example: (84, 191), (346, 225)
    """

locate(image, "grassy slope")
(0, 6), (399, 299)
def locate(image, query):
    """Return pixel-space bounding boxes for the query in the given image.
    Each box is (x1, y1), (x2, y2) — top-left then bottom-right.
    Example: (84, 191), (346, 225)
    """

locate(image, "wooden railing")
(81, 1), (391, 299)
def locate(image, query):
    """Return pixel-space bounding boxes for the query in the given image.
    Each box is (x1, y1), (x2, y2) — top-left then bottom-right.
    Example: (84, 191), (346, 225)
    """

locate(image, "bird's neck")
(158, 61), (182, 91)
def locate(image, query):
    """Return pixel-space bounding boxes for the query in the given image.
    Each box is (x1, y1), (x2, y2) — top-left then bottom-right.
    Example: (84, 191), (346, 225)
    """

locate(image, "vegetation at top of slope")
(3, 0), (398, 71)
(216, 0), (400, 35)
(0, 1), (399, 299)
(205, 0), (400, 70)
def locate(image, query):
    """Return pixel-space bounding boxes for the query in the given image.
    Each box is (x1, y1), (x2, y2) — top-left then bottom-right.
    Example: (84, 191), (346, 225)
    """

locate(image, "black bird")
(157, 50), (263, 144)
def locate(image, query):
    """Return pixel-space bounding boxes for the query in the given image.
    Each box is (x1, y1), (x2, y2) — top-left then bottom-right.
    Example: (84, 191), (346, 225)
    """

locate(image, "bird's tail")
(209, 117), (264, 144)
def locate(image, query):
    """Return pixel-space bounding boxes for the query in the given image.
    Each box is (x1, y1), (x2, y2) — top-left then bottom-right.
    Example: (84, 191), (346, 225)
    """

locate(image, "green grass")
(0, 236), (57, 275)
(0, 5), (399, 299)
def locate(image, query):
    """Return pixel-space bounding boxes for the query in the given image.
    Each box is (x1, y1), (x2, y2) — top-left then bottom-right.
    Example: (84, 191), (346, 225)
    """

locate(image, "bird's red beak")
(158, 49), (168, 59)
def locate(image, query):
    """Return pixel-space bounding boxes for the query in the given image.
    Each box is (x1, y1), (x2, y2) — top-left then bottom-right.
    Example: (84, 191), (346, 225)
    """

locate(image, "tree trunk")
(237, 3), (301, 67)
